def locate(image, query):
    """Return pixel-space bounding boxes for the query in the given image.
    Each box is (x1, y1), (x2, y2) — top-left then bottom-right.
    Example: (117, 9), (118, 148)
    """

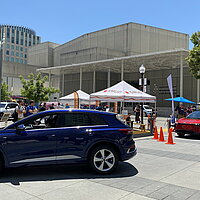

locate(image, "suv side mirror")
(16, 124), (26, 131)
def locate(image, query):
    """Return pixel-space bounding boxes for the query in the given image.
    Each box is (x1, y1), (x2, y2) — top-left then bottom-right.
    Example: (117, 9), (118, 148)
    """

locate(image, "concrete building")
(0, 25), (41, 64)
(53, 22), (189, 66)
(1, 22), (196, 115)
(28, 42), (59, 67)
(2, 61), (41, 95)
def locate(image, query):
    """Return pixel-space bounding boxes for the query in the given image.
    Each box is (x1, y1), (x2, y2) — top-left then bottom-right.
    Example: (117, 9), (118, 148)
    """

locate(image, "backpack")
(11, 106), (19, 122)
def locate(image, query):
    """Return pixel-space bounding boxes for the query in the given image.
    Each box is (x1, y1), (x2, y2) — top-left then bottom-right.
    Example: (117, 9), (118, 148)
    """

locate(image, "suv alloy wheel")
(89, 145), (118, 174)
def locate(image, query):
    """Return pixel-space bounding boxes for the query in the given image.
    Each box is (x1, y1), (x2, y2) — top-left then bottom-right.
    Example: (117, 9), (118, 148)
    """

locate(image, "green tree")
(186, 31), (200, 79)
(19, 73), (60, 103)
(1, 82), (11, 101)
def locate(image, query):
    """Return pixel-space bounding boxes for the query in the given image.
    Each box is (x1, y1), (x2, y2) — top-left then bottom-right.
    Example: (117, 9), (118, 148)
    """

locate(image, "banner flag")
(167, 74), (174, 116)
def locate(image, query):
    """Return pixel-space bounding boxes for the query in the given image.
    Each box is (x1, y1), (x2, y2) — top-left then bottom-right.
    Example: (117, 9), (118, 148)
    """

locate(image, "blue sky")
(1, 0), (199, 48)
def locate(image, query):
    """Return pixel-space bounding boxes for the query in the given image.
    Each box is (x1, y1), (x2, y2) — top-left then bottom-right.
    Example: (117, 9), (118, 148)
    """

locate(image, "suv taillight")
(119, 129), (133, 134)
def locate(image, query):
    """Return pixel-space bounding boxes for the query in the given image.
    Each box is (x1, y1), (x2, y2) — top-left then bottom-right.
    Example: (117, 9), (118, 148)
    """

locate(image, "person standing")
(134, 105), (140, 123)
(177, 104), (185, 119)
(49, 103), (55, 109)
(26, 100), (38, 116)
(39, 102), (46, 112)
(16, 100), (26, 121)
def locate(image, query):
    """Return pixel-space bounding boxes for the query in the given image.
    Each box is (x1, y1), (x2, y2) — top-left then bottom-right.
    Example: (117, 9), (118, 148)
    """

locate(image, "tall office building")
(0, 25), (41, 64)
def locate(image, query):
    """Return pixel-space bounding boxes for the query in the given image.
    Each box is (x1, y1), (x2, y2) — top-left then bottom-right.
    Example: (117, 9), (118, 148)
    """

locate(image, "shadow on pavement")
(0, 162), (138, 185)
(175, 134), (200, 140)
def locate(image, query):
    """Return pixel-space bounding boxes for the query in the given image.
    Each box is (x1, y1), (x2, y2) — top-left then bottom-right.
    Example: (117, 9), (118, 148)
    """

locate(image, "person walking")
(26, 100), (38, 116)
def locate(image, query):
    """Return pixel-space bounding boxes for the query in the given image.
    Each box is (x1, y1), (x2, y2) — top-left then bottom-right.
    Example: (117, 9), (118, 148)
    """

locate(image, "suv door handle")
(86, 129), (93, 135)
(47, 134), (55, 137)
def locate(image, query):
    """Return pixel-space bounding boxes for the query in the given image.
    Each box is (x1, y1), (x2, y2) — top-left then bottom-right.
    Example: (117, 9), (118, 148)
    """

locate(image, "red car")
(175, 111), (200, 137)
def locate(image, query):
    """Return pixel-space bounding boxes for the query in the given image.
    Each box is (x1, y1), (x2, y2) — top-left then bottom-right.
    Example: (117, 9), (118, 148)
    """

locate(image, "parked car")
(0, 109), (137, 175)
(143, 105), (153, 117)
(174, 111), (200, 137)
(0, 102), (18, 119)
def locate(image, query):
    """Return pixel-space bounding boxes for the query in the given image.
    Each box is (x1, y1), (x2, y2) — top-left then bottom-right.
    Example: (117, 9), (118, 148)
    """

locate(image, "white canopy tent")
(59, 90), (91, 107)
(90, 80), (156, 102)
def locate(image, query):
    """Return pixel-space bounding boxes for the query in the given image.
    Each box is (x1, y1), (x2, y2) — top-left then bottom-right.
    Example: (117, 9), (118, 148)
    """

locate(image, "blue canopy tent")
(165, 97), (196, 104)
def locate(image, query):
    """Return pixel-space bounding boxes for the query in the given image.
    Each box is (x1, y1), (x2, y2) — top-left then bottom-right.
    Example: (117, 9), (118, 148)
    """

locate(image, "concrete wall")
(28, 42), (59, 67)
(60, 47), (125, 65)
(2, 61), (40, 95)
(54, 22), (189, 66)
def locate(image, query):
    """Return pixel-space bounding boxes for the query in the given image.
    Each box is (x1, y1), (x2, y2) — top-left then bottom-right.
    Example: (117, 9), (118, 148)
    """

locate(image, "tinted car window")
(56, 113), (107, 127)
(186, 111), (200, 119)
(7, 104), (17, 108)
(0, 104), (6, 108)
(22, 114), (58, 129)
(89, 114), (107, 125)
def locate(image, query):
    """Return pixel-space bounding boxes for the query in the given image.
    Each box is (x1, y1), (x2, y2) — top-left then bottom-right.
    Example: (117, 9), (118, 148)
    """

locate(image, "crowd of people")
(175, 104), (196, 119)
(12, 101), (71, 122)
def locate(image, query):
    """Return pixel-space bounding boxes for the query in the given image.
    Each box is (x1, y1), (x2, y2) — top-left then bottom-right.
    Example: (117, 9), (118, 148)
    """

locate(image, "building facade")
(0, 25), (41, 64)
(53, 22), (189, 66)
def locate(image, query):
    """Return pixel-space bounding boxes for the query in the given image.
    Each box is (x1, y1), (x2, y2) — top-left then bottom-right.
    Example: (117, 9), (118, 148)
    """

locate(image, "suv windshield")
(144, 105), (151, 109)
(186, 111), (200, 119)
(0, 104), (6, 108)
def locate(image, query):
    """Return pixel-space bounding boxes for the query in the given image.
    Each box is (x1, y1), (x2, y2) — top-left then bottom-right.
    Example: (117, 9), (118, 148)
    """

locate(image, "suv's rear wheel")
(89, 145), (118, 174)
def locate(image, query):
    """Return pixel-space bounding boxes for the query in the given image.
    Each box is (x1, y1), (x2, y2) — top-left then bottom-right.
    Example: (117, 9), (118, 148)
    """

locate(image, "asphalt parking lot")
(0, 118), (200, 200)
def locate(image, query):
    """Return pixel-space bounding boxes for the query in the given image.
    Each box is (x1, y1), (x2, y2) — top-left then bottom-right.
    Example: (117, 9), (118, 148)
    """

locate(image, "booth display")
(59, 90), (91, 108)
(90, 80), (156, 102)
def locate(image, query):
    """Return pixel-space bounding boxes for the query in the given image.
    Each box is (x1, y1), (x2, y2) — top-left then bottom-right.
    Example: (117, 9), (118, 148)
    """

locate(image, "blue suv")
(0, 109), (137, 174)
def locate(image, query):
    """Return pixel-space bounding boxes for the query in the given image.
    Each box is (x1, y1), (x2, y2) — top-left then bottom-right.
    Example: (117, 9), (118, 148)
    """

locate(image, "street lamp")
(139, 64), (146, 124)
(0, 33), (5, 105)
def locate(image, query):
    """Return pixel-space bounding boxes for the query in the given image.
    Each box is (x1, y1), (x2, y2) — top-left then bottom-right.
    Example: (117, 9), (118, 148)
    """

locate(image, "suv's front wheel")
(89, 145), (118, 174)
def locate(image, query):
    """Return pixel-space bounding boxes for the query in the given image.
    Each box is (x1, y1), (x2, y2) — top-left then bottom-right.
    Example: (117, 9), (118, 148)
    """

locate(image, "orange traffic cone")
(166, 128), (176, 144)
(152, 126), (158, 140)
(158, 127), (166, 142)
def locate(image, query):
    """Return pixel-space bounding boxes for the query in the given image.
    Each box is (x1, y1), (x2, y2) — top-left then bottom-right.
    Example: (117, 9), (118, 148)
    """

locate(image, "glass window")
(16, 52), (19, 57)
(55, 113), (106, 127)
(20, 39), (23, 45)
(37, 36), (40, 44)
(5, 57), (9, 61)
(20, 53), (23, 57)
(11, 57), (14, 62)
(7, 38), (10, 43)
(20, 114), (58, 130)
(6, 50), (9, 55)
(11, 45), (14, 49)
(29, 41), (31, 46)
(12, 29), (14, 33)
(16, 31), (19, 44)
(6, 44), (10, 48)
(24, 60), (27, 64)
(24, 54), (27, 58)
(24, 48), (27, 52)
(11, 51), (14, 56)
(11, 37), (14, 43)
(20, 59), (23, 64)
(16, 46), (19, 50)
(15, 58), (19, 63)
(20, 47), (23, 51)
